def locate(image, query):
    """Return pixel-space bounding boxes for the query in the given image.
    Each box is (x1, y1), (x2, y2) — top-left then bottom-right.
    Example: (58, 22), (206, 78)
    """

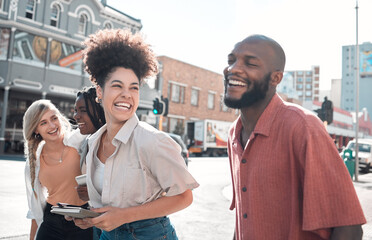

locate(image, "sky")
(108, 0), (372, 90)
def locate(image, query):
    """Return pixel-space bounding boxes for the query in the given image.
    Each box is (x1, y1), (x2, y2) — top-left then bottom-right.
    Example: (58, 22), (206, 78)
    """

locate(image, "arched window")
(25, 0), (36, 20)
(78, 13), (88, 35)
(104, 22), (112, 29)
(50, 4), (61, 27)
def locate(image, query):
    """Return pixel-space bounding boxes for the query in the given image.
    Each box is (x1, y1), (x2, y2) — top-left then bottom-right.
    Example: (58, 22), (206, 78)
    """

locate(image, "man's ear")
(270, 71), (283, 87)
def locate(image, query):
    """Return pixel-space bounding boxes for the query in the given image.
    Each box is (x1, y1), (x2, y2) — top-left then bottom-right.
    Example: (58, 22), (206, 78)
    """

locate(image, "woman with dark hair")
(74, 86), (106, 198)
(72, 29), (199, 239)
(74, 86), (106, 240)
(75, 86), (105, 136)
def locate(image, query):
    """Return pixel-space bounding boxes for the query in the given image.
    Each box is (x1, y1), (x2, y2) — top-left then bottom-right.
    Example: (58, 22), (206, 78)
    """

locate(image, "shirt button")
(242, 159), (247, 163)
(242, 187), (247, 192)
(243, 213), (247, 218)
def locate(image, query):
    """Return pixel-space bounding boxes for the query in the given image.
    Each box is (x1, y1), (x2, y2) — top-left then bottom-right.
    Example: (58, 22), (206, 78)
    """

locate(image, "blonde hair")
(22, 99), (71, 195)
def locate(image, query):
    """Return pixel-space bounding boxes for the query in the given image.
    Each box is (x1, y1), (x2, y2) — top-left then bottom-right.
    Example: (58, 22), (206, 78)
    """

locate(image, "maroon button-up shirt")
(228, 94), (366, 240)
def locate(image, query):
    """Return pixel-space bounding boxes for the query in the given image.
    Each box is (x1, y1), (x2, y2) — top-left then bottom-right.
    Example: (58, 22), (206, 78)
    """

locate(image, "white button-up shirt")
(86, 115), (199, 208)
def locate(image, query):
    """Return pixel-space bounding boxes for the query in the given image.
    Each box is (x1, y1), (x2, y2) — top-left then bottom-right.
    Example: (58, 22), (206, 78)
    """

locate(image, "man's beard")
(224, 72), (271, 109)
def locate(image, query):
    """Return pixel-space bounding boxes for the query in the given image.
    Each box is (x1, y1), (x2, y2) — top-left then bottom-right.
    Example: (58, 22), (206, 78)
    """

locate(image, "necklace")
(42, 144), (66, 164)
(59, 145), (66, 163)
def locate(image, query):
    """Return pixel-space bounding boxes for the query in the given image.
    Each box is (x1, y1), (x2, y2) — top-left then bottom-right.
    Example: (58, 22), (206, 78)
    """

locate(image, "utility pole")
(354, 0), (360, 181)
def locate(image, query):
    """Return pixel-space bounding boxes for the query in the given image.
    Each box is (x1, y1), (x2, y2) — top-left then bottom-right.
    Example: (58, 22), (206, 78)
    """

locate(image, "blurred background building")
(0, 0), (143, 153)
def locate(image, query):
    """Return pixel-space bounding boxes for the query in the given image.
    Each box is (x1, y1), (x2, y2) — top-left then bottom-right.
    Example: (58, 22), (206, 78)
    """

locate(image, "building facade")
(155, 56), (238, 136)
(341, 42), (372, 117)
(330, 78), (341, 108)
(284, 66), (320, 102)
(0, 0), (145, 153)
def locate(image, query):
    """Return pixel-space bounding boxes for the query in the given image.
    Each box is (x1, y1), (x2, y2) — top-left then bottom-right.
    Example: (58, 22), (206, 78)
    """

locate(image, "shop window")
(50, 3), (61, 27)
(0, 28), (10, 60)
(25, 0), (36, 20)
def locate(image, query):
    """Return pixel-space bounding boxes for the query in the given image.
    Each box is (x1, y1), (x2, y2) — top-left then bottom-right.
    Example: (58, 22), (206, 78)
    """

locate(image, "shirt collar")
(114, 114), (139, 144)
(253, 93), (284, 137)
(88, 114), (139, 146)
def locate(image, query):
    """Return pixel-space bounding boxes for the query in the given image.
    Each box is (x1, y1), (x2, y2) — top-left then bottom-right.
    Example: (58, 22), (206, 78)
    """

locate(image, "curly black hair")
(76, 86), (106, 130)
(82, 29), (158, 87)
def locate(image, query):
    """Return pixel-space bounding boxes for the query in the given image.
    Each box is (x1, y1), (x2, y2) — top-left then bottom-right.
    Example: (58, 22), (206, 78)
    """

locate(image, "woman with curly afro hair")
(71, 29), (199, 240)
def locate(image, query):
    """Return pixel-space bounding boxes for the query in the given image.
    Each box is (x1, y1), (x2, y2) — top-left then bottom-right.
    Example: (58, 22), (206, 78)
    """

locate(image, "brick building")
(155, 56), (238, 135)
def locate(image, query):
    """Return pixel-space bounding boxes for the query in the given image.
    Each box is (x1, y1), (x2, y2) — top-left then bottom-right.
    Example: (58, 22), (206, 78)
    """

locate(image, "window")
(0, 28), (10, 60)
(305, 91), (312, 97)
(78, 14), (88, 35)
(170, 83), (185, 103)
(297, 77), (303, 82)
(25, 0), (36, 20)
(50, 4), (61, 27)
(306, 77), (312, 82)
(190, 88), (199, 106)
(104, 22), (112, 29)
(220, 94), (230, 112)
(208, 92), (215, 109)
(306, 84), (312, 90)
(297, 85), (303, 90)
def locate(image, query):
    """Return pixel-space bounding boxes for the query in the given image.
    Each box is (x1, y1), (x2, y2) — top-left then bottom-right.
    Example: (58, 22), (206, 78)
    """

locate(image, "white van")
(343, 139), (372, 173)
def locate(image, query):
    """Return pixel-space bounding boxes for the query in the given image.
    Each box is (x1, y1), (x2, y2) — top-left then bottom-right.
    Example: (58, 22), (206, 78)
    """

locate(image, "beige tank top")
(39, 147), (86, 206)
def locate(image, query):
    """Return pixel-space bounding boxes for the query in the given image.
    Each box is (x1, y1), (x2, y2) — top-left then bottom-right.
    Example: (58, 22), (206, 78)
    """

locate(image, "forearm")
(30, 219), (37, 240)
(125, 189), (193, 223)
(330, 225), (363, 240)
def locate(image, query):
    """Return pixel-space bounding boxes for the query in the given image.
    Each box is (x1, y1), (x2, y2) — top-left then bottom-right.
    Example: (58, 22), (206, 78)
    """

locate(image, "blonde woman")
(23, 99), (92, 240)
(71, 29), (199, 239)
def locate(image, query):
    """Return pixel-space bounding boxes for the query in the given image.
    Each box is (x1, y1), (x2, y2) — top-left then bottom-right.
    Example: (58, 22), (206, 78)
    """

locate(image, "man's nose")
(227, 61), (243, 74)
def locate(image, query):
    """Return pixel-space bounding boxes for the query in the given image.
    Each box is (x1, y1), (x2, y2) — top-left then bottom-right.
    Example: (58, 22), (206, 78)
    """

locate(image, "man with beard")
(224, 35), (366, 240)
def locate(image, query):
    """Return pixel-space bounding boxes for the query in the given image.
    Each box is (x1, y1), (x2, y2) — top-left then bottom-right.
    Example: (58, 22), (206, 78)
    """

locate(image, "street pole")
(354, 0), (360, 181)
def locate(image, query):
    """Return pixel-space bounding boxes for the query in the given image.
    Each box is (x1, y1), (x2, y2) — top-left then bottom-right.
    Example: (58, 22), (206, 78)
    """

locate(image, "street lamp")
(354, 0), (360, 181)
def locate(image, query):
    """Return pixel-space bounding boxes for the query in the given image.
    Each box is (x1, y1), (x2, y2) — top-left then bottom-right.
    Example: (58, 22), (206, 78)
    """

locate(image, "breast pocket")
(123, 168), (147, 204)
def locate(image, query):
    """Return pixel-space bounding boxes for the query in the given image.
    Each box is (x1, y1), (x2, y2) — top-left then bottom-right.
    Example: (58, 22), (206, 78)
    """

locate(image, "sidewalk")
(354, 173), (372, 240)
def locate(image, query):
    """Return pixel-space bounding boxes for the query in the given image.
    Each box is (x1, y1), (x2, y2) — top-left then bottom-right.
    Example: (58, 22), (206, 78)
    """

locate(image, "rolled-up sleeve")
(146, 133), (199, 197)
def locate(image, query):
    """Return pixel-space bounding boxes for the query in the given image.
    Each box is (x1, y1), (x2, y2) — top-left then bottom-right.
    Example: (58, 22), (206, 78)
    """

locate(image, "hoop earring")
(95, 97), (102, 104)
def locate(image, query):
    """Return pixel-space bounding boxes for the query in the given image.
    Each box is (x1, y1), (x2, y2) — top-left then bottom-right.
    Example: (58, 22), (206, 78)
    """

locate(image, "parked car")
(167, 133), (189, 166)
(341, 139), (372, 173)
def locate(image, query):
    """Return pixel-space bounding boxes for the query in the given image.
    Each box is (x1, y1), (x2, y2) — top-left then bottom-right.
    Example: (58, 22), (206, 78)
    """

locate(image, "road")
(0, 157), (371, 240)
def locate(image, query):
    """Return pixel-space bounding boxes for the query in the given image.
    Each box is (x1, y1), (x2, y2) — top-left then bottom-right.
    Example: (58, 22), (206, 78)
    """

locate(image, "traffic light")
(152, 97), (169, 116)
(162, 97), (168, 117)
(152, 97), (164, 115)
(316, 97), (333, 125)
